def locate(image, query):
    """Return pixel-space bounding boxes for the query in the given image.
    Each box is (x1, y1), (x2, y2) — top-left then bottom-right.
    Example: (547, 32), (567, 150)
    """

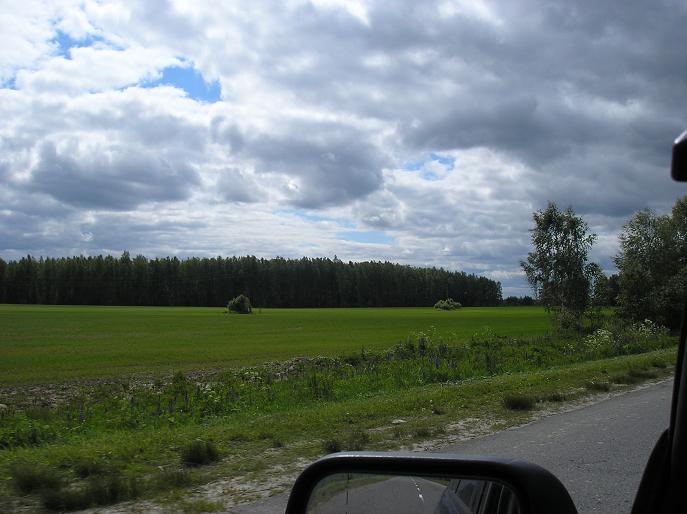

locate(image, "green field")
(0, 304), (677, 512)
(0, 305), (551, 384)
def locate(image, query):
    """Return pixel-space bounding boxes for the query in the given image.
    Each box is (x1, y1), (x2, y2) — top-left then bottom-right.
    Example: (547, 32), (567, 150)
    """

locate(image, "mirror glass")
(306, 472), (522, 514)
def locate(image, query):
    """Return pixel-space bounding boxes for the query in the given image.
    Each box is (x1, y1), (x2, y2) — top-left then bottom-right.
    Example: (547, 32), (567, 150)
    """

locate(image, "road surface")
(441, 380), (672, 513)
(229, 379), (672, 513)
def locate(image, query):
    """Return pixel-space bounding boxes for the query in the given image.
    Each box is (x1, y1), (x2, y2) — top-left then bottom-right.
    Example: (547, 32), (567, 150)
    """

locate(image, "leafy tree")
(227, 294), (252, 314)
(615, 197), (687, 328)
(521, 202), (597, 329)
(433, 298), (462, 310)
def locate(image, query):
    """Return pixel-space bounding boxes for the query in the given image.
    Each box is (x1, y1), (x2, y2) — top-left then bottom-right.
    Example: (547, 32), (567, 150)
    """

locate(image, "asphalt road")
(441, 379), (672, 514)
(229, 380), (672, 513)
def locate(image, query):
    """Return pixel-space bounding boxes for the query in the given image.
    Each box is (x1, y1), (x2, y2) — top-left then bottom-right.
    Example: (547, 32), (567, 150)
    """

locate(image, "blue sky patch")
(276, 209), (355, 228)
(145, 65), (221, 103)
(430, 153), (455, 169)
(402, 153), (455, 174)
(337, 230), (394, 244)
(402, 159), (425, 171)
(1, 76), (16, 90)
(52, 30), (106, 59)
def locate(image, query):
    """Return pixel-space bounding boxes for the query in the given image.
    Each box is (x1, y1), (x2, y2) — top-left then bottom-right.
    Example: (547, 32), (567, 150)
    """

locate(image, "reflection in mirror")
(306, 472), (522, 514)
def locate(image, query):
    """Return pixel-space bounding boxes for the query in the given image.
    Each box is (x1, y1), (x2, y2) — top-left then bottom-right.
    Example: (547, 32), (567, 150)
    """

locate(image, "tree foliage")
(227, 294), (252, 314)
(0, 254), (502, 308)
(433, 298), (461, 310)
(615, 197), (687, 328)
(521, 203), (597, 326)
(502, 296), (536, 306)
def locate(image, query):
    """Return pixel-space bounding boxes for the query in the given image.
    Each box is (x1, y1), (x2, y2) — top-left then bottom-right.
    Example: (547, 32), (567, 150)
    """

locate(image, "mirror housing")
(672, 129), (687, 181)
(286, 452), (577, 514)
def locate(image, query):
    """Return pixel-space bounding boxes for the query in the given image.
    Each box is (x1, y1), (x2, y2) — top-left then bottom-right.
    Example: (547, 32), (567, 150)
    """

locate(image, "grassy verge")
(0, 347), (676, 512)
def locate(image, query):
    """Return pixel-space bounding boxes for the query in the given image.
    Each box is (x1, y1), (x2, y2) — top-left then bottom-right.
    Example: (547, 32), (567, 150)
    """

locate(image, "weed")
(10, 460), (62, 494)
(344, 429), (370, 450)
(392, 426), (405, 439)
(430, 400), (445, 415)
(503, 394), (535, 411)
(413, 427), (432, 438)
(322, 438), (342, 453)
(84, 473), (140, 506)
(181, 440), (220, 466)
(611, 373), (641, 385)
(41, 488), (90, 511)
(629, 368), (659, 379)
(153, 469), (193, 491)
(651, 360), (668, 369)
(271, 438), (284, 448)
(544, 392), (568, 402)
(69, 455), (111, 478)
(41, 473), (139, 511)
(180, 499), (225, 513)
(585, 381), (611, 392)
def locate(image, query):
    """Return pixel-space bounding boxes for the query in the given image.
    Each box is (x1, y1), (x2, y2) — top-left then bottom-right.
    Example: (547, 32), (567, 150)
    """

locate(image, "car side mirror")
(285, 452), (578, 514)
(672, 129), (687, 181)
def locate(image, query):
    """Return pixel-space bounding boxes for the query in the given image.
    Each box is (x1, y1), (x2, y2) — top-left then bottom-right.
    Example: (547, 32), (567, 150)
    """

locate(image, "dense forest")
(0, 253), (502, 308)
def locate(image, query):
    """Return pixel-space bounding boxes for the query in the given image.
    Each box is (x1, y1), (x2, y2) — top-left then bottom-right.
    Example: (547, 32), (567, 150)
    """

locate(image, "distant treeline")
(502, 295), (537, 306)
(0, 253), (503, 308)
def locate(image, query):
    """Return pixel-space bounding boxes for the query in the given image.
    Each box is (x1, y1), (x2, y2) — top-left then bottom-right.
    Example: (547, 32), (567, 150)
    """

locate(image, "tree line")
(0, 254), (503, 308)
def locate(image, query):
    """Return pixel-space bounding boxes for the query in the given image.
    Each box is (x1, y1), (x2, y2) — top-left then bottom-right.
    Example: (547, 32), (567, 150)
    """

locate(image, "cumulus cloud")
(28, 140), (200, 210)
(1, 0), (687, 296)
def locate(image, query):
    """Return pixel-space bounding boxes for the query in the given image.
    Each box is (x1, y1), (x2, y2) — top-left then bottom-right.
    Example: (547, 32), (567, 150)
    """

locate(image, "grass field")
(0, 304), (677, 512)
(0, 305), (552, 384)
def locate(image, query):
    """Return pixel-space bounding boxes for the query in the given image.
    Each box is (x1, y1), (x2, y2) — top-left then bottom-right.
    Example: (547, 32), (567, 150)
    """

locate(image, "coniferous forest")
(0, 253), (502, 308)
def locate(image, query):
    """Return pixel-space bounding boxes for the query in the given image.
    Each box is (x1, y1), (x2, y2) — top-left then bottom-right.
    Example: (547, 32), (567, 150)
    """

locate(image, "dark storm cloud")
(389, 0), (687, 176)
(28, 141), (200, 210)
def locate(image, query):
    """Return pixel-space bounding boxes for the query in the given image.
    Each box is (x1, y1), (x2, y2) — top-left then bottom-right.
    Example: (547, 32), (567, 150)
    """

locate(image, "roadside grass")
(585, 380), (611, 392)
(543, 391), (569, 402)
(0, 305), (553, 384)
(0, 348), (676, 512)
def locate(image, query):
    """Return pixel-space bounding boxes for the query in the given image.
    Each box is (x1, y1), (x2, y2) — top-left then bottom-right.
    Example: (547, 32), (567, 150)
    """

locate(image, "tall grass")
(0, 321), (674, 453)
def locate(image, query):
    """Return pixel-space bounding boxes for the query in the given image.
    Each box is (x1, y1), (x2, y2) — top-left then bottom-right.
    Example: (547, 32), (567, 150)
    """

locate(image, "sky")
(1, 0), (686, 296)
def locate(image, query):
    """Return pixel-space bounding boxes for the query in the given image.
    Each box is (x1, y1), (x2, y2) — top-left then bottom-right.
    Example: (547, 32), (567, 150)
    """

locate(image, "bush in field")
(227, 294), (252, 314)
(433, 298), (462, 310)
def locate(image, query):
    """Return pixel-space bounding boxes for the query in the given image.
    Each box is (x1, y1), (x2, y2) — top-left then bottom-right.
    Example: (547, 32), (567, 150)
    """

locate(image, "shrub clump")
(344, 429), (370, 451)
(433, 298), (462, 311)
(41, 474), (139, 511)
(10, 461), (62, 494)
(181, 440), (220, 466)
(503, 394), (535, 411)
(322, 438), (342, 454)
(227, 294), (252, 314)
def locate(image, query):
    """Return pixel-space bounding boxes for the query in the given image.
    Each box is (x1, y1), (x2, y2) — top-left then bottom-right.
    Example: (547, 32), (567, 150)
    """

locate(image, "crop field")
(0, 305), (552, 385)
